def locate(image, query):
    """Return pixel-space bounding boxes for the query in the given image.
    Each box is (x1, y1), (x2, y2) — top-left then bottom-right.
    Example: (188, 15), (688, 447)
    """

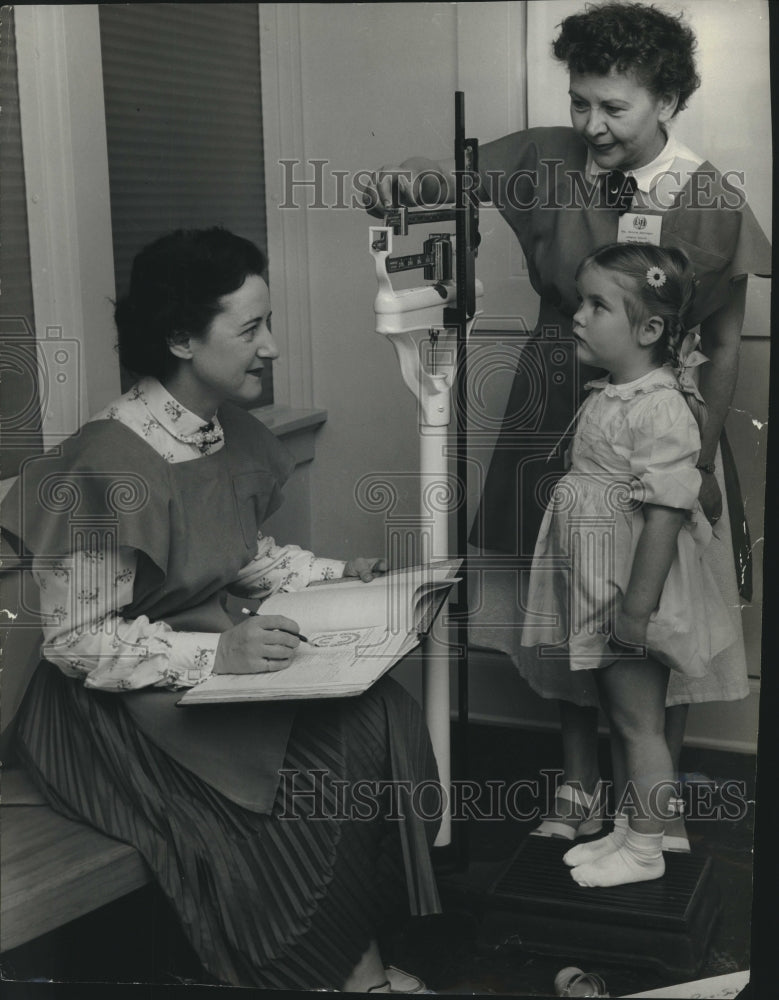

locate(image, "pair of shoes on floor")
(367, 966), (434, 994)
(531, 781), (607, 841)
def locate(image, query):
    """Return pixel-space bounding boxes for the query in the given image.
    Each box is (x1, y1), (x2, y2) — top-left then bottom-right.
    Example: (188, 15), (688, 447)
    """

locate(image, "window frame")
(15, 4), (119, 439)
(14, 3), (316, 431)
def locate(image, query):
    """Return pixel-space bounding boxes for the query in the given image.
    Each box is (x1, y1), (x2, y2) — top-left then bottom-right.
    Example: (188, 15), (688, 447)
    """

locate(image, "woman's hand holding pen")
(213, 614), (303, 675)
(212, 558), (387, 673)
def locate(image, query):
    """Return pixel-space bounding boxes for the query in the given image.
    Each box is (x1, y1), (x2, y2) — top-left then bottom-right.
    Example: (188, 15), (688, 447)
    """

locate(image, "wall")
(280, 3), (459, 560)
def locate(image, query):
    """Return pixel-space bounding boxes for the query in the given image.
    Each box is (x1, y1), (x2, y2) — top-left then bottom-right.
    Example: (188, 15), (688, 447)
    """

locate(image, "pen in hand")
(240, 608), (310, 644)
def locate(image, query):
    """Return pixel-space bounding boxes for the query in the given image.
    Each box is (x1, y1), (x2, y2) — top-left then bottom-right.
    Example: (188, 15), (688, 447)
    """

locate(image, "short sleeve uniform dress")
(2, 401), (440, 990)
(468, 126), (771, 707)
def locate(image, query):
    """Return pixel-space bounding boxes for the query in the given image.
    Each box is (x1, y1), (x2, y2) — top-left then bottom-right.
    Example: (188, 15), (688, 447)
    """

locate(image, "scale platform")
(477, 835), (721, 979)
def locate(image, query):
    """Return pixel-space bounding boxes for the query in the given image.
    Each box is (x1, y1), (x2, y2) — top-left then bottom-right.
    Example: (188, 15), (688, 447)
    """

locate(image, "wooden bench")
(1, 476), (152, 952)
(0, 765), (150, 953)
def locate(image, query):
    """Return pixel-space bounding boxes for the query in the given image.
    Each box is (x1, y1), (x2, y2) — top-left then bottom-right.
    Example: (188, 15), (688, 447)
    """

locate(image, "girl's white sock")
(571, 826), (665, 888)
(563, 814), (629, 867)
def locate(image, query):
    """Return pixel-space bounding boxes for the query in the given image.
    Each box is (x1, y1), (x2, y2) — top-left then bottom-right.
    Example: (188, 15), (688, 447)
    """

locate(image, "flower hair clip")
(646, 266), (667, 289)
(674, 330), (708, 403)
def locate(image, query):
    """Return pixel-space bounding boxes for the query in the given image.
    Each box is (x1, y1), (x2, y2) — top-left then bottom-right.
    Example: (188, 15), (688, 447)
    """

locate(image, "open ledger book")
(178, 560), (461, 704)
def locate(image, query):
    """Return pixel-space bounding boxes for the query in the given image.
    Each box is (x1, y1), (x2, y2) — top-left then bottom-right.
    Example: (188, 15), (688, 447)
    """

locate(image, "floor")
(0, 723), (759, 999)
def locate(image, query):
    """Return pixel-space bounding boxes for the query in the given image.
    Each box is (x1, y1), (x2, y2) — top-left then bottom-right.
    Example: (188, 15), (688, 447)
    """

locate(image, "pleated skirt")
(15, 663), (441, 990)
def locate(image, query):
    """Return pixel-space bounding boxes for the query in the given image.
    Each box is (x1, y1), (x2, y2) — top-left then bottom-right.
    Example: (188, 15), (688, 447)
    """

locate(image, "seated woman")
(1, 228), (439, 993)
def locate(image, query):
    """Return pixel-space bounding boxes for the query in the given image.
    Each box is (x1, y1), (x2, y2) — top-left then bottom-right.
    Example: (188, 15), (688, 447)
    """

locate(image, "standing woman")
(1, 228), (439, 993)
(367, 2), (771, 845)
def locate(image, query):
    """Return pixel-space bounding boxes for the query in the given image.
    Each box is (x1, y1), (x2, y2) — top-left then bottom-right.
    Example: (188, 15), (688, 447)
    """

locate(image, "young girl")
(521, 243), (736, 888)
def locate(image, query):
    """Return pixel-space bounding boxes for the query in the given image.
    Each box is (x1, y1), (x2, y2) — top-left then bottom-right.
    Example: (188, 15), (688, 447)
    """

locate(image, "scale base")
(472, 836), (721, 980)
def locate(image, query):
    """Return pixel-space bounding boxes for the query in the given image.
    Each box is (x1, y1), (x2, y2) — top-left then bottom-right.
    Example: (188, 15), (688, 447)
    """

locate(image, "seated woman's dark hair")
(553, 2), (700, 114)
(115, 227), (267, 379)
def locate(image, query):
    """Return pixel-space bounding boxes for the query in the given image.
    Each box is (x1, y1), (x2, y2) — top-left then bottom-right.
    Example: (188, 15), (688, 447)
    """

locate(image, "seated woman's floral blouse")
(34, 378), (345, 691)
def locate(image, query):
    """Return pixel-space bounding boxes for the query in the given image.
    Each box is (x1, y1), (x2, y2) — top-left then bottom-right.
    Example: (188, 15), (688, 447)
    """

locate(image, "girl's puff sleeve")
(628, 392), (702, 510)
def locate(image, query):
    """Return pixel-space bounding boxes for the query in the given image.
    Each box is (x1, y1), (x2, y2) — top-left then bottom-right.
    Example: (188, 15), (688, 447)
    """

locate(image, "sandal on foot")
(662, 834), (691, 853)
(663, 798), (690, 853)
(554, 966), (609, 996)
(531, 782), (606, 841)
(367, 966), (434, 994)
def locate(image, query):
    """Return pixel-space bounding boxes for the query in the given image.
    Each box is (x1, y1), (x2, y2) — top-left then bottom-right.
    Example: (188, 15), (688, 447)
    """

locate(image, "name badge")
(617, 212), (663, 245)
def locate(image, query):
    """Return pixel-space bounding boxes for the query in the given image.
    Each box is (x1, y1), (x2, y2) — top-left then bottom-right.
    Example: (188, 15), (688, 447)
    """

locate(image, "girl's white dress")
(520, 366), (736, 677)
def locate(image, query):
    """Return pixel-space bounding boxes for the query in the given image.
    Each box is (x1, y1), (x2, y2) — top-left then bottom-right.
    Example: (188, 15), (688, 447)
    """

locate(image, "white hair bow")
(674, 331), (708, 403)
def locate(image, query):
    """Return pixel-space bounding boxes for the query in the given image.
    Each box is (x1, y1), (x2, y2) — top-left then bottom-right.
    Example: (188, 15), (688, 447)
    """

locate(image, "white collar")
(585, 365), (679, 399)
(585, 132), (688, 194)
(137, 376), (224, 445)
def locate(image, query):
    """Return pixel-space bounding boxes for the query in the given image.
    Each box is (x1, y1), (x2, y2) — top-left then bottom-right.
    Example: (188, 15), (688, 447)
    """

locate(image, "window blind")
(98, 2), (272, 398)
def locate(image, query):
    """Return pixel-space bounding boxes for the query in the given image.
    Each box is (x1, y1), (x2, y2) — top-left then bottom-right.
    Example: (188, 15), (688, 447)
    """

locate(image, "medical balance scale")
(368, 91), (481, 858)
(367, 92), (722, 980)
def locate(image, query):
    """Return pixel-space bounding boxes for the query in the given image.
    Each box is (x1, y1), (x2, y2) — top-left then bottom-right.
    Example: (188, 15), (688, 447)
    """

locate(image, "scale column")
(420, 407), (452, 848)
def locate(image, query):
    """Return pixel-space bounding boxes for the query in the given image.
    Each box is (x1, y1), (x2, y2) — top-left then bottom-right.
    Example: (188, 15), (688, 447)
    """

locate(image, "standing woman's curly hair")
(576, 243), (706, 432)
(115, 228), (267, 379)
(553, 2), (701, 114)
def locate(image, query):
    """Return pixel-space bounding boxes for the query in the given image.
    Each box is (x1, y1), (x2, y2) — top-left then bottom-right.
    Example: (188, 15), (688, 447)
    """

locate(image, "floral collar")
(137, 377), (224, 449)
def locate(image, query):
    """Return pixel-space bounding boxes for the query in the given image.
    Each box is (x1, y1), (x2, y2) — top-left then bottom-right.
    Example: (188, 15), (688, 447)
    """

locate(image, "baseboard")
(463, 708), (759, 756)
(392, 651), (760, 756)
